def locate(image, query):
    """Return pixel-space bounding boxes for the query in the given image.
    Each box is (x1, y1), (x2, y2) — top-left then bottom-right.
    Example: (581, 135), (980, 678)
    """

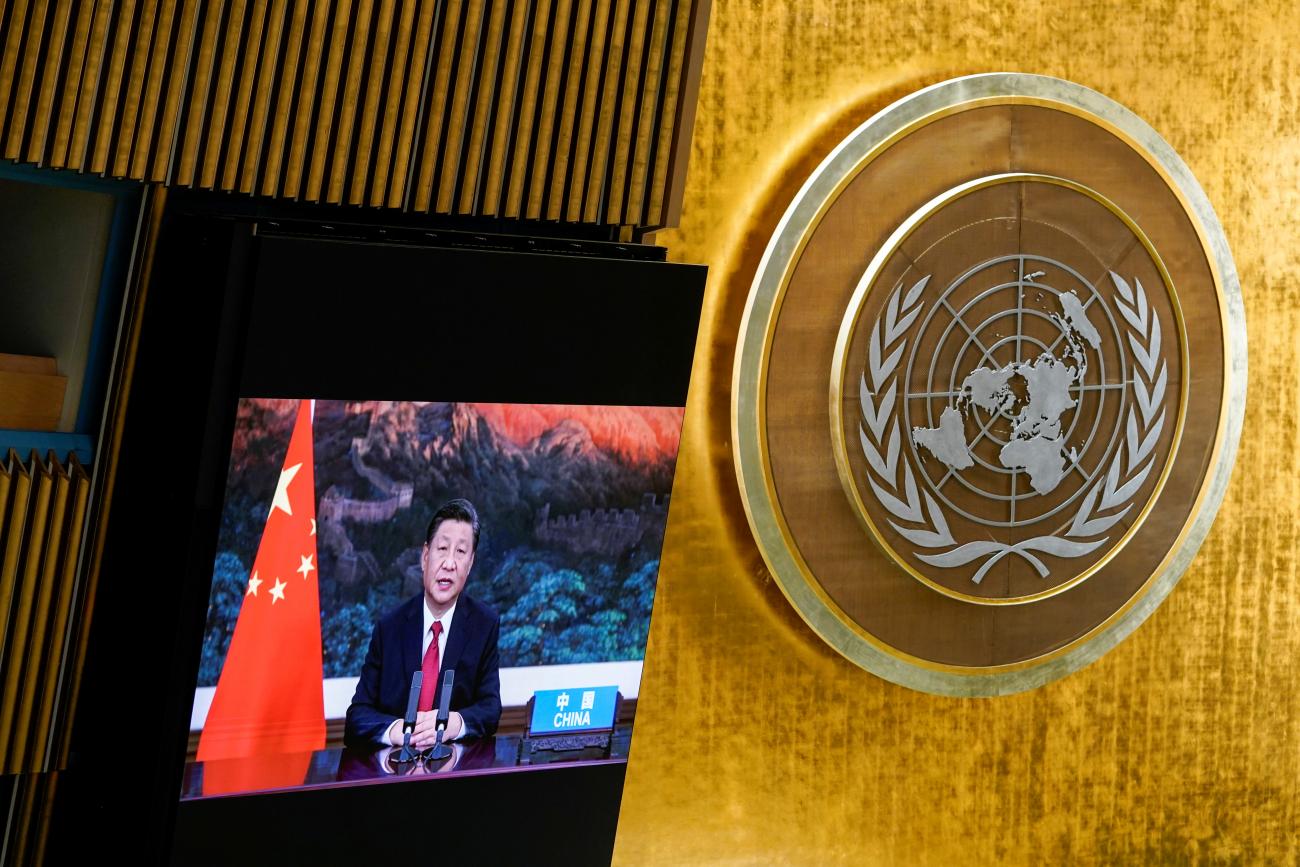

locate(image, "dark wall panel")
(0, 0), (710, 229)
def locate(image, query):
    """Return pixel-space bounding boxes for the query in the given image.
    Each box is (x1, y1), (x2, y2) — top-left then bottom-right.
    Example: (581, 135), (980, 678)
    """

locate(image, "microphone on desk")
(426, 669), (456, 762)
(395, 670), (422, 764)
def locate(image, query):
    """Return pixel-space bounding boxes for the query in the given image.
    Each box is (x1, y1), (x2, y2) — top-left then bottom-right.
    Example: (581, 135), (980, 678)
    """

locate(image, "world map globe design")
(903, 254), (1129, 530)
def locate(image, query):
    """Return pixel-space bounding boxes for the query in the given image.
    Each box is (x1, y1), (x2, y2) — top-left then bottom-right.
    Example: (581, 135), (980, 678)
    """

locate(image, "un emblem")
(832, 175), (1183, 604)
(733, 75), (1245, 694)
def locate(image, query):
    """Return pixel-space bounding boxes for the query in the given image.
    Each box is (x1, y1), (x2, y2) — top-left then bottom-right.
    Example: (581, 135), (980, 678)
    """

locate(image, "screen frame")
(49, 196), (705, 865)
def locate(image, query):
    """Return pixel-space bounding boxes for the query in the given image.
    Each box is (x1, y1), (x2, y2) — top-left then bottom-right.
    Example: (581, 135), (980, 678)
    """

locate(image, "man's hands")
(412, 710), (464, 746)
(388, 710), (465, 747)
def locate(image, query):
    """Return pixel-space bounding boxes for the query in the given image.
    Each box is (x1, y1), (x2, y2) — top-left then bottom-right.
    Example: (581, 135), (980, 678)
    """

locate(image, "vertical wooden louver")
(0, 0), (710, 229)
(0, 450), (91, 775)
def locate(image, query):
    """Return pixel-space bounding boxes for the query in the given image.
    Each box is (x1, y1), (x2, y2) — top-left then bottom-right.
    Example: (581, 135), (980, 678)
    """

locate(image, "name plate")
(528, 686), (619, 736)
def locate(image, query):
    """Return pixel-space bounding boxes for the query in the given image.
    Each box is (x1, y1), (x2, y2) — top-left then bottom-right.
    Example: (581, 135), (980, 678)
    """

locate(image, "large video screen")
(155, 228), (704, 863)
(183, 396), (683, 797)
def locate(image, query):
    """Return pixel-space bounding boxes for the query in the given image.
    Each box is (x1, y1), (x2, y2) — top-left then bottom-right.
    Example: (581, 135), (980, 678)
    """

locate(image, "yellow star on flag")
(246, 571), (262, 596)
(297, 554), (315, 579)
(269, 577), (287, 604)
(269, 463), (302, 518)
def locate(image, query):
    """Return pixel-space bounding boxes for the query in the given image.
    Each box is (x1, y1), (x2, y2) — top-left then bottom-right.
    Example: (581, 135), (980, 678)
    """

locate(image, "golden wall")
(617, 0), (1300, 862)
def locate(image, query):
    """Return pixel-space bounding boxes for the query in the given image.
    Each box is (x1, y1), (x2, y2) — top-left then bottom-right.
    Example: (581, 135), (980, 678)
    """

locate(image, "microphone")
(395, 671), (422, 764)
(427, 669), (456, 761)
(405, 671), (423, 731)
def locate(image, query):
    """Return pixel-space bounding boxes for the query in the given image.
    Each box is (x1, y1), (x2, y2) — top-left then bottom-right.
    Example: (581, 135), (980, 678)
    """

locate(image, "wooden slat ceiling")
(0, 0), (709, 229)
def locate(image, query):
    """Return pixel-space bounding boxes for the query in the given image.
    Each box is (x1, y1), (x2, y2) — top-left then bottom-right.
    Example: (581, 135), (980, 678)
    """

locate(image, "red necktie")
(417, 620), (443, 712)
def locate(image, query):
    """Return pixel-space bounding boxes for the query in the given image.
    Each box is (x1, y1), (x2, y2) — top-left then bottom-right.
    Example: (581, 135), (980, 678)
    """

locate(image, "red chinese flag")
(198, 400), (325, 778)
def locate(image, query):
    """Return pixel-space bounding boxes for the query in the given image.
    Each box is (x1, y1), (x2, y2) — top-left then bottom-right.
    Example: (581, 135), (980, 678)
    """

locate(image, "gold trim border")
(731, 73), (1247, 696)
(827, 173), (1191, 606)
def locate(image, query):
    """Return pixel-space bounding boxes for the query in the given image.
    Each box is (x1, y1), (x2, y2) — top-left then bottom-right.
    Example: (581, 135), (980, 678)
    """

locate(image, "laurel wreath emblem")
(858, 272), (1167, 585)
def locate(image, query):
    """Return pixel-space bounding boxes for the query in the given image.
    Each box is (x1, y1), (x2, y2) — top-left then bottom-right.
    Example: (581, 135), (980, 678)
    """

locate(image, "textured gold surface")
(617, 1), (1299, 862)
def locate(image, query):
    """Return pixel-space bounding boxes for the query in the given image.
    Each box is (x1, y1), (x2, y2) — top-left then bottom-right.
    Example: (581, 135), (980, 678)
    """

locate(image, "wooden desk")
(179, 725), (634, 799)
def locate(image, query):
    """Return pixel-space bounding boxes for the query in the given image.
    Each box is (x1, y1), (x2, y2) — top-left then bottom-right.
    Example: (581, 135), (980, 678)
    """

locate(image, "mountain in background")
(470, 402), (684, 463)
(201, 399), (684, 685)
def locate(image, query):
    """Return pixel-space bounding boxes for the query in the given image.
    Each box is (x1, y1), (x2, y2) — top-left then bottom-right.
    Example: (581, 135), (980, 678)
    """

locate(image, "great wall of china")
(318, 408), (415, 584)
(534, 493), (669, 558)
(319, 402), (671, 580)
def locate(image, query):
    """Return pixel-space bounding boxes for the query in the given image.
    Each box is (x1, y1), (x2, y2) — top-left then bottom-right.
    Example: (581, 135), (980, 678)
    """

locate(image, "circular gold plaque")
(732, 74), (1246, 695)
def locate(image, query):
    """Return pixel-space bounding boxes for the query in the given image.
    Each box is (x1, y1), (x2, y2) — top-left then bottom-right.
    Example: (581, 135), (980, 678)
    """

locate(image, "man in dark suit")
(345, 498), (501, 749)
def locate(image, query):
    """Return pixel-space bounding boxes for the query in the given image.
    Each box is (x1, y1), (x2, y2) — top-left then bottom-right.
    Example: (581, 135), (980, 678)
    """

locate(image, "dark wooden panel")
(0, 1), (710, 232)
(0, 451), (90, 776)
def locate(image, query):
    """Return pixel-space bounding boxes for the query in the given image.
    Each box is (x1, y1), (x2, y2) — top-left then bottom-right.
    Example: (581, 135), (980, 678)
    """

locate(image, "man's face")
(422, 519), (475, 615)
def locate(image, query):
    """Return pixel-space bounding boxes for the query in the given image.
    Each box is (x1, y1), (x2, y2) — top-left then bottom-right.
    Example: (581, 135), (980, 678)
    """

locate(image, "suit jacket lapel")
(402, 595), (422, 678)
(441, 599), (472, 684)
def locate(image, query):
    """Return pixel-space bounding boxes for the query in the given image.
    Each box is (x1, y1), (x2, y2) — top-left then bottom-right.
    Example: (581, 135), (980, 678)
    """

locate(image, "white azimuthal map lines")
(855, 254), (1170, 588)
(908, 382), (1127, 400)
(918, 380), (1133, 505)
(908, 255), (1123, 523)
